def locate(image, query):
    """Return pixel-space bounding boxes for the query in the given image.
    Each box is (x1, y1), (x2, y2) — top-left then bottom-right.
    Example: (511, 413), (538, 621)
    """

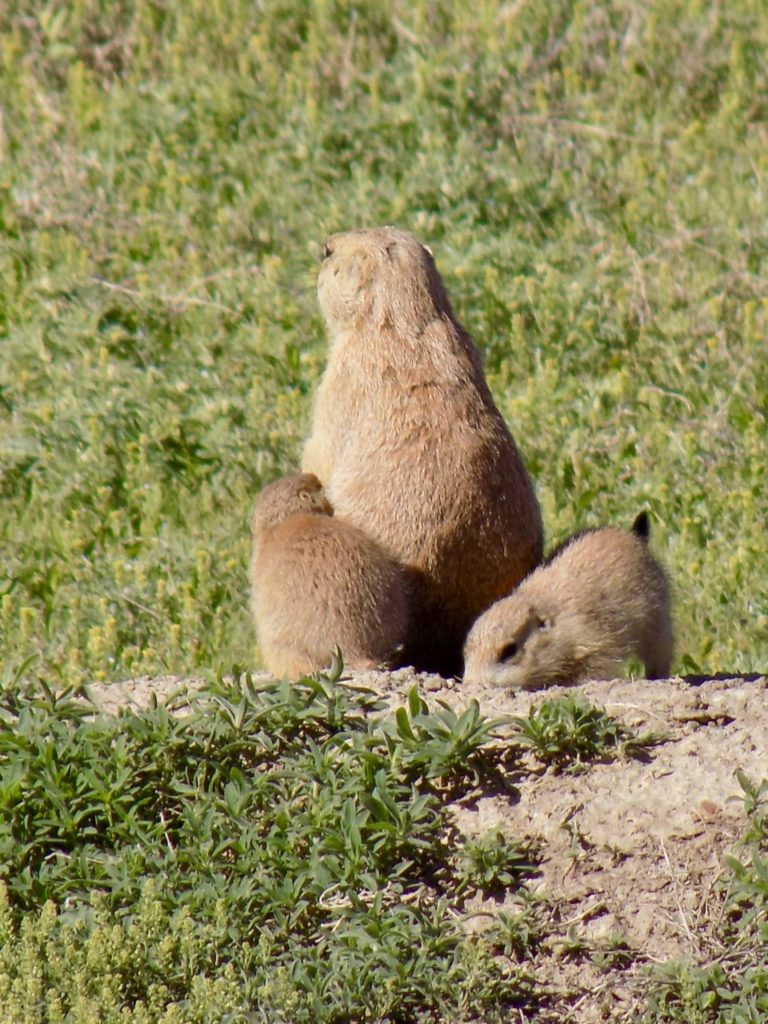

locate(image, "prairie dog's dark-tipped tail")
(632, 511), (651, 541)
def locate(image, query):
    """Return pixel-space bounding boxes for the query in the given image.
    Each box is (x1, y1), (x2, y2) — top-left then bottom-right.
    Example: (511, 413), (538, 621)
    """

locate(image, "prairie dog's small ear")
(632, 510), (651, 541)
(527, 607), (549, 630)
(422, 243), (433, 257)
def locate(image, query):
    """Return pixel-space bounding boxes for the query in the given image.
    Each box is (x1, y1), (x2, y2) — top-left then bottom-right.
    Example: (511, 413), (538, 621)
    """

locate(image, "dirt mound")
(85, 670), (768, 1022)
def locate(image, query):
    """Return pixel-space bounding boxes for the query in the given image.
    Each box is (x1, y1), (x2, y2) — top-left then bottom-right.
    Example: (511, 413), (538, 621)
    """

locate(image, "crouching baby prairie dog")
(249, 472), (409, 678)
(303, 226), (543, 675)
(463, 512), (673, 689)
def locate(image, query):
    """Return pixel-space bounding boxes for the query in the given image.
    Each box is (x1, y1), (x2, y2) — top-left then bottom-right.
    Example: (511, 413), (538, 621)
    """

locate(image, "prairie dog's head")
(317, 226), (452, 336)
(251, 472), (333, 537)
(463, 595), (567, 690)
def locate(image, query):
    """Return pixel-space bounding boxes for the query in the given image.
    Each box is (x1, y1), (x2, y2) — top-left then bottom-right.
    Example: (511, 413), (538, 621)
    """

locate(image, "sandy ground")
(85, 669), (768, 1023)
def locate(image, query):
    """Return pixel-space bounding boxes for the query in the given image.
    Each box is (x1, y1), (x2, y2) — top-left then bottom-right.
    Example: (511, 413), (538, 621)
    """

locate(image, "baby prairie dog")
(303, 226), (543, 675)
(463, 512), (673, 689)
(249, 472), (409, 679)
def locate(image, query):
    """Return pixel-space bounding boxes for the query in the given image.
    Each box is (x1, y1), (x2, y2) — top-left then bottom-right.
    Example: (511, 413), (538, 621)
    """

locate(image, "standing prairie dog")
(463, 512), (674, 689)
(249, 472), (409, 679)
(303, 226), (543, 675)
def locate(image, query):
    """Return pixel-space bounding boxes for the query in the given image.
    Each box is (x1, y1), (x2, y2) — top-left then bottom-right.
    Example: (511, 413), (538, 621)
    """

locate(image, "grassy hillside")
(2, 0), (767, 683)
(1, 2), (768, 1017)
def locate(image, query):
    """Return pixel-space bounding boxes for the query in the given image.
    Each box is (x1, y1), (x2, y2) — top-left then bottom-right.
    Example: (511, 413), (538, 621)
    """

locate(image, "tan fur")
(303, 226), (543, 675)
(463, 521), (674, 689)
(249, 473), (409, 678)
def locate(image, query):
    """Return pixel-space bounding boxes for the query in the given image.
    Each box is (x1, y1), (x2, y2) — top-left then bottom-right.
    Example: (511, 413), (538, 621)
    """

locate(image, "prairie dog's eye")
(321, 241), (334, 260)
(498, 641), (519, 662)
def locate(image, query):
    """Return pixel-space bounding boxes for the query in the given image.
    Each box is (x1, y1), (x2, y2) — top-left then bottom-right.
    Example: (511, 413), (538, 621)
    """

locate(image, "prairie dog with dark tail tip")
(302, 226), (543, 675)
(463, 512), (673, 689)
(249, 472), (409, 679)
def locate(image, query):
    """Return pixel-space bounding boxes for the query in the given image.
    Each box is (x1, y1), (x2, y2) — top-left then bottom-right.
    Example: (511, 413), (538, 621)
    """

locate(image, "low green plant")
(0, 883), (247, 1024)
(644, 960), (768, 1024)
(456, 830), (536, 898)
(724, 773), (768, 943)
(589, 933), (634, 971)
(510, 696), (649, 770)
(0, 669), (538, 1022)
(492, 901), (541, 960)
(643, 774), (768, 1023)
(730, 772), (768, 846)
(379, 686), (511, 794)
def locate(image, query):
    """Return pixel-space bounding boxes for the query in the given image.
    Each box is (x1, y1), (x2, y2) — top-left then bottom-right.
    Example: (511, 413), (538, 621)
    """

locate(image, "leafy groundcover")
(0, 667), (539, 1024)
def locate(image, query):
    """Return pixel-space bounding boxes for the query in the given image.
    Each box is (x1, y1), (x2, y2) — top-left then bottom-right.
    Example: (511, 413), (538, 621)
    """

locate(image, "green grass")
(1, 0), (767, 682)
(1, 1), (768, 1020)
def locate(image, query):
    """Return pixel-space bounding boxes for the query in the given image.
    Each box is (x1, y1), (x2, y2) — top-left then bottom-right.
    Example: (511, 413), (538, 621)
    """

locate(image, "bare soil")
(86, 670), (768, 1022)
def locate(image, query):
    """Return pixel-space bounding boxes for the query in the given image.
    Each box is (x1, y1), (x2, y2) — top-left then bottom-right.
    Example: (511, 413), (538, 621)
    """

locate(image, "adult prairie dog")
(463, 512), (673, 689)
(249, 472), (409, 679)
(303, 226), (543, 675)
